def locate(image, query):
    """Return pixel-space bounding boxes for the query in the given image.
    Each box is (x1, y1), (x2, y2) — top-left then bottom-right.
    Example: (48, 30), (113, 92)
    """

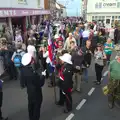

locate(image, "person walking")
(94, 43), (106, 85)
(104, 38), (114, 64)
(81, 40), (92, 82)
(11, 42), (25, 80)
(0, 80), (8, 120)
(20, 53), (46, 120)
(70, 41), (84, 92)
(58, 53), (73, 113)
(64, 33), (76, 50)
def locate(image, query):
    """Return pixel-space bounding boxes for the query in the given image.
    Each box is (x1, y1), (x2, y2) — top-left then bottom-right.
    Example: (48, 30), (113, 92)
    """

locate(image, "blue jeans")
(83, 68), (88, 82)
(82, 37), (88, 47)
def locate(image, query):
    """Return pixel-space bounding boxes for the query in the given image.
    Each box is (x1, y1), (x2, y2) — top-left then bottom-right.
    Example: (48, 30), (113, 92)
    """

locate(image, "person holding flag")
(43, 24), (55, 87)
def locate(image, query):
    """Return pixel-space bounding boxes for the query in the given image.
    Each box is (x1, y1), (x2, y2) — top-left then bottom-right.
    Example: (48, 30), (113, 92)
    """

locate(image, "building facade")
(0, 0), (50, 33)
(44, 0), (56, 18)
(87, 0), (120, 28)
(82, 0), (88, 20)
(56, 2), (67, 18)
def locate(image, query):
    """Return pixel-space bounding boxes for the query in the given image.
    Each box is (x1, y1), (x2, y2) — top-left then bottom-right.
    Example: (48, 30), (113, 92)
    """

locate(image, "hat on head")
(59, 53), (73, 65)
(22, 53), (32, 66)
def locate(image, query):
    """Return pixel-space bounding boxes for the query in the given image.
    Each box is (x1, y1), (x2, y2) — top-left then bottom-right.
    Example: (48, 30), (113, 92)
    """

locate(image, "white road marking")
(103, 71), (109, 77)
(76, 99), (87, 110)
(65, 113), (74, 120)
(88, 87), (95, 96)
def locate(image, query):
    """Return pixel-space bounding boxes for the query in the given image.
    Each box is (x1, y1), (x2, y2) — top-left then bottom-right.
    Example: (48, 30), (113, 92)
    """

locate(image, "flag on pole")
(47, 26), (55, 73)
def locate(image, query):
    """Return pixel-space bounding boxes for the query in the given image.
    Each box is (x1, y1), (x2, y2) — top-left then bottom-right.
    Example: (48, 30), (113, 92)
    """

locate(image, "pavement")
(1, 52), (120, 120)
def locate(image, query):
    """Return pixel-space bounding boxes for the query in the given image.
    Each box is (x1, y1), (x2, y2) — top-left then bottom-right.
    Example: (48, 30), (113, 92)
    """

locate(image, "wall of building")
(0, 0), (45, 9)
(62, 8), (67, 17)
(44, 0), (49, 9)
(87, 0), (120, 13)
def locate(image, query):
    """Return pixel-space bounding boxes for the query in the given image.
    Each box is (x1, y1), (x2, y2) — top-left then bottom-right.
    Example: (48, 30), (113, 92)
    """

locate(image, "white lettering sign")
(22, 11), (29, 15)
(0, 10), (16, 17)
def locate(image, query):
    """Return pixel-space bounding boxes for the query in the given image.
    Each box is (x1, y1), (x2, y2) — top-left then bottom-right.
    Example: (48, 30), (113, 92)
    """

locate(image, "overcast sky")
(57, 0), (81, 16)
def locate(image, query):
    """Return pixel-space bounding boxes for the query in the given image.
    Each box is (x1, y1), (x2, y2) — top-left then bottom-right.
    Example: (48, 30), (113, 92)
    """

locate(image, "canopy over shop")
(0, 8), (51, 33)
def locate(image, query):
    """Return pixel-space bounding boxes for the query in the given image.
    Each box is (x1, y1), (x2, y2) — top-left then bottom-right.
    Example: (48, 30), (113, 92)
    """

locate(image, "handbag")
(102, 85), (109, 95)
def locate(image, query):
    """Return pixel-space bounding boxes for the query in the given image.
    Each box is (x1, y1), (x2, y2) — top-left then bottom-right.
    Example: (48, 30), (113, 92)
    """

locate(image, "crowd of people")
(0, 17), (120, 120)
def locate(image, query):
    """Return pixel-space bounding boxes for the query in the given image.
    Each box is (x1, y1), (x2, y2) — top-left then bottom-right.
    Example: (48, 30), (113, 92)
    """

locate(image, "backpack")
(13, 51), (22, 67)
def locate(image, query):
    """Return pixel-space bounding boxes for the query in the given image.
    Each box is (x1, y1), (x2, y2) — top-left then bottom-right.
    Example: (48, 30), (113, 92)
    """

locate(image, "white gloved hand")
(42, 70), (46, 76)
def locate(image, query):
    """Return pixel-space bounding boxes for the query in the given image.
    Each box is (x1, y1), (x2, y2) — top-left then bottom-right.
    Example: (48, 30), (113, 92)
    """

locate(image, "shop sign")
(103, 2), (117, 8)
(0, 9), (50, 17)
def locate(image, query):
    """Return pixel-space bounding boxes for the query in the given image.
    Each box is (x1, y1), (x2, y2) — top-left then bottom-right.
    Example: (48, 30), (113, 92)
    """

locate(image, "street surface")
(1, 52), (120, 120)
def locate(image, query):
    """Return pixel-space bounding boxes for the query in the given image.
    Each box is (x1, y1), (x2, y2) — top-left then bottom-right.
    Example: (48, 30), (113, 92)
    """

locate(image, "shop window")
(112, 16), (114, 20)
(18, 0), (27, 4)
(95, 16), (98, 19)
(95, 3), (98, 8)
(117, 2), (120, 8)
(99, 16), (101, 20)
(101, 16), (104, 20)
(106, 19), (110, 24)
(98, 2), (102, 8)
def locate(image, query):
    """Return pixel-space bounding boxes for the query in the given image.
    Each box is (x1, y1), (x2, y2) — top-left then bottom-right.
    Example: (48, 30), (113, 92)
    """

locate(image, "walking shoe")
(95, 82), (101, 85)
(76, 89), (81, 93)
(63, 109), (72, 113)
(108, 102), (114, 109)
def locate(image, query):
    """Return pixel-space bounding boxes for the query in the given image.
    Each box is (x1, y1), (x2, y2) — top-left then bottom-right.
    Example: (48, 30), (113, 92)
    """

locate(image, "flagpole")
(53, 68), (57, 103)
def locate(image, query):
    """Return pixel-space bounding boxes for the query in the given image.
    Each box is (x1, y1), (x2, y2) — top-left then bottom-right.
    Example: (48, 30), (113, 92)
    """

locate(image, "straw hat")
(59, 53), (72, 65)
(22, 53), (32, 66)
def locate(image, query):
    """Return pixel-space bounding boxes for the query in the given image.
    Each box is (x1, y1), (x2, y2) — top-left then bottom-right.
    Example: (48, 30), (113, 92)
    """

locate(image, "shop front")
(0, 8), (50, 33)
(87, 0), (120, 28)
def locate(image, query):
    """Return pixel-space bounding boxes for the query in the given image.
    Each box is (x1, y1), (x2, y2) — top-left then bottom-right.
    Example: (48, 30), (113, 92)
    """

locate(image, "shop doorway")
(11, 17), (24, 39)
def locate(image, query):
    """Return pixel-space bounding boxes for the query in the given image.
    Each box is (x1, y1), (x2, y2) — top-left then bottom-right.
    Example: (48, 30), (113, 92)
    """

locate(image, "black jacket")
(20, 65), (44, 102)
(71, 48), (84, 67)
(62, 63), (73, 90)
(81, 46), (92, 68)
(0, 49), (13, 67)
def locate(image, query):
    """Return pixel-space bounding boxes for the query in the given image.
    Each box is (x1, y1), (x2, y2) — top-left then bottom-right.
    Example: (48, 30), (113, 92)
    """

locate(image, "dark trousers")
(95, 63), (104, 82)
(106, 54), (111, 62)
(16, 68), (21, 80)
(0, 92), (3, 118)
(28, 99), (42, 120)
(7, 63), (17, 79)
(59, 89), (72, 111)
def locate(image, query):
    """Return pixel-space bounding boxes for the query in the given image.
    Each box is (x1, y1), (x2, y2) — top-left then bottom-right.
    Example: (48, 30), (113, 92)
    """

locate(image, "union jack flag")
(47, 25), (55, 73)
